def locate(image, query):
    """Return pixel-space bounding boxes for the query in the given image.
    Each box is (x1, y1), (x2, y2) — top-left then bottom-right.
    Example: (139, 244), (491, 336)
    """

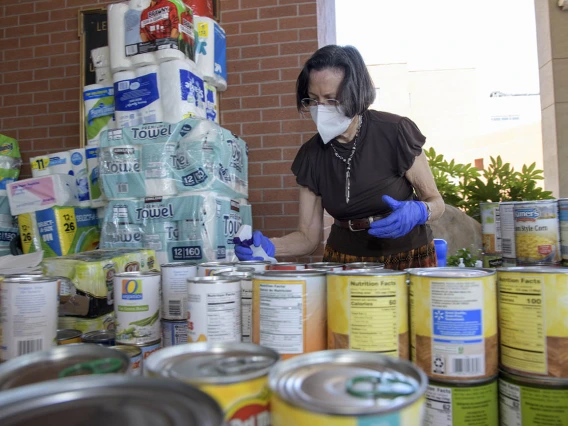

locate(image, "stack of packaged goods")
(98, 118), (250, 265)
(0, 134), (22, 256)
(11, 148), (101, 258)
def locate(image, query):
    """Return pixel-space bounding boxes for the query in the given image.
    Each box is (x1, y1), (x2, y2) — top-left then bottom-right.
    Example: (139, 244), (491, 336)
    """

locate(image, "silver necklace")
(331, 114), (363, 204)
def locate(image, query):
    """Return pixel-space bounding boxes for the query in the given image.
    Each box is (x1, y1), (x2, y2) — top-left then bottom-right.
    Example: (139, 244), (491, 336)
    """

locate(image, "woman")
(235, 45), (444, 270)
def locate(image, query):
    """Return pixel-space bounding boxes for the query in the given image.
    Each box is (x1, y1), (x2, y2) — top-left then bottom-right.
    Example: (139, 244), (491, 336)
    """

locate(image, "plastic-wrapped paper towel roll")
(86, 147), (106, 208)
(91, 46), (110, 68)
(30, 151), (73, 177)
(7, 174), (79, 216)
(204, 83), (218, 123)
(70, 148), (90, 205)
(100, 144), (145, 199)
(195, 17), (227, 91)
(134, 65), (163, 124)
(100, 222), (144, 249)
(108, 3), (132, 73)
(83, 84), (115, 145)
(141, 142), (177, 196)
(125, 0), (155, 68)
(113, 70), (141, 128)
(95, 67), (111, 83)
(159, 59), (205, 123)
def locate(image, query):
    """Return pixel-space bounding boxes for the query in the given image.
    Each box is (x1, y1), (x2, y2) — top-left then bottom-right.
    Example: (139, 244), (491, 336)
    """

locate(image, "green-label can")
(499, 370), (568, 426)
(424, 378), (498, 426)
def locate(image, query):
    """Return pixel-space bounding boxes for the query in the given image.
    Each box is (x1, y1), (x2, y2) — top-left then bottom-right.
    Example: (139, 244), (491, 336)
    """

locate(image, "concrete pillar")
(535, 0), (568, 197)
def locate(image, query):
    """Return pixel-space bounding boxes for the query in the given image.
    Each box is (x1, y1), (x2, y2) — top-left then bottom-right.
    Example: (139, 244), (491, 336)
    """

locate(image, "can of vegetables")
(114, 271), (161, 345)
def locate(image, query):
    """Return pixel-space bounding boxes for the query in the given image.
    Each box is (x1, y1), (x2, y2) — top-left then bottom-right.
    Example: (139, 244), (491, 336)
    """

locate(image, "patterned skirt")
(323, 240), (438, 271)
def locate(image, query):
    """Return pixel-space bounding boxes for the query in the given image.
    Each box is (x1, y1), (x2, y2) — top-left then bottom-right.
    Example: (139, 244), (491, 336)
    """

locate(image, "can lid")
(497, 266), (568, 274)
(160, 262), (198, 268)
(110, 345), (142, 358)
(215, 270), (253, 279)
(0, 375), (224, 426)
(145, 342), (279, 384)
(406, 267), (495, 278)
(198, 262), (235, 268)
(82, 330), (115, 342)
(114, 271), (160, 278)
(187, 276), (241, 284)
(256, 269), (326, 277)
(269, 350), (427, 416)
(0, 345), (130, 391)
(3, 276), (59, 284)
(56, 329), (83, 341)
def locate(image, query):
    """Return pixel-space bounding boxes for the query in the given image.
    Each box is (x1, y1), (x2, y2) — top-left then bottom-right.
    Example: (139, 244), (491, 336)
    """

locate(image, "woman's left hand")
(368, 195), (428, 239)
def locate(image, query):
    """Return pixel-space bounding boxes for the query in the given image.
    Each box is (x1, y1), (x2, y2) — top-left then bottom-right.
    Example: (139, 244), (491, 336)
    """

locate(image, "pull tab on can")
(345, 373), (417, 399)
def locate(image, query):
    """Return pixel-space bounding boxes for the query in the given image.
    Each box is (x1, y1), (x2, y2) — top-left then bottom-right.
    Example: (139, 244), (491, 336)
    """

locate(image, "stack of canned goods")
(497, 267), (568, 424)
(481, 199), (564, 268)
(408, 267), (500, 426)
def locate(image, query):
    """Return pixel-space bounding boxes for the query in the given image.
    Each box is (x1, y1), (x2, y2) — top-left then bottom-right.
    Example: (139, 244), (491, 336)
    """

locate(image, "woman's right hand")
(234, 230), (275, 261)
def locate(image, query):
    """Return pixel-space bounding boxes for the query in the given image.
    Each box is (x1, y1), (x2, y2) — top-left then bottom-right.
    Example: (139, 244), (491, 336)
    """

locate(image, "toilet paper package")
(7, 174), (79, 216)
(141, 142), (177, 196)
(18, 206), (100, 258)
(83, 84), (115, 145)
(204, 83), (218, 123)
(91, 46), (110, 68)
(108, 3), (132, 72)
(123, 0), (195, 63)
(101, 192), (244, 262)
(95, 67), (112, 83)
(159, 59), (205, 123)
(0, 134), (21, 190)
(31, 151), (73, 178)
(86, 147), (107, 208)
(70, 148), (90, 205)
(195, 17), (227, 91)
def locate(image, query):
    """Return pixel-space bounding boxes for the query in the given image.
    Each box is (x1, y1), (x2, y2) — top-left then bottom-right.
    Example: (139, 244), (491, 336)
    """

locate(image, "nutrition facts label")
(241, 280), (252, 343)
(498, 274), (547, 374)
(349, 278), (398, 353)
(206, 291), (240, 341)
(259, 282), (304, 354)
(425, 385), (453, 426)
(499, 380), (522, 426)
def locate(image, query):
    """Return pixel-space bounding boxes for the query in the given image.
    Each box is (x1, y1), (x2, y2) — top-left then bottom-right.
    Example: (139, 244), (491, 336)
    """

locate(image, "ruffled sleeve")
(396, 117), (426, 176)
(291, 140), (321, 196)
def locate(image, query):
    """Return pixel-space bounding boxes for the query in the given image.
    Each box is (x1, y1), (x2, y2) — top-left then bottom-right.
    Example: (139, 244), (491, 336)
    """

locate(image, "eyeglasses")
(300, 98), (340, 110)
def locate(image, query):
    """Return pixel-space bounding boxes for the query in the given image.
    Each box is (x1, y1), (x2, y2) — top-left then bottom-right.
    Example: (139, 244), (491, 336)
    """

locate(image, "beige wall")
(368, 64), (543, 172)
(534, 0), (568, 197)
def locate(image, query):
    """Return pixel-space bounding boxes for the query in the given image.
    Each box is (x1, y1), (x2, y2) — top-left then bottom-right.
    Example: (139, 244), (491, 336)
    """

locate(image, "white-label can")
(187, 276), (241, 343)
(197, 261), (235, 277)
(160, 262), (197, 320)
(114, 271), (161, 345)
(0, 277), (59, 361)
(161, 319), (189, 347)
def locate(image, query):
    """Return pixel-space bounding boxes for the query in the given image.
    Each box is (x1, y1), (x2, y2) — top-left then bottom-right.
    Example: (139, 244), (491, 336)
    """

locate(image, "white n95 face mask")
(309, 105), (354, 144)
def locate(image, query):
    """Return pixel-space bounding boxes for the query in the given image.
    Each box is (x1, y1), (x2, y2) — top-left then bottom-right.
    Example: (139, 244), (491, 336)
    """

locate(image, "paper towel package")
(42, 248), (157, 317)
(70, 148), (90, 204)
(86, 147), (107, 208)
(0, 134), (22, 190)
(135, 65), (163, 124)
(99, 119), (248, 199)
(83, 84), (115, 146)
(195, 17), (227, 91)
(30, 151), (72, 178)
(122, 0), (195, 63)
(18, 206), (100, 258)
(7, 174), (79, 216)
(100, 192), (244, 263)
(159, 59), (206, 123)
(91, 46), (110, 68)
(108, 2), (132, 72)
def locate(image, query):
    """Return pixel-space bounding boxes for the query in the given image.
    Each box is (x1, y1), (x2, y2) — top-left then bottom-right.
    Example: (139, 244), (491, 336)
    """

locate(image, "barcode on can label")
(17, 339), (43, 356)
(449, 355), (484, 374)
(169, 300), (181, 317)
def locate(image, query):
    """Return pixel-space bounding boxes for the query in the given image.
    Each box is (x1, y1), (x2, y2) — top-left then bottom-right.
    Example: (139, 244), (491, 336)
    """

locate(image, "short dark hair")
(296, 45), (376, 118)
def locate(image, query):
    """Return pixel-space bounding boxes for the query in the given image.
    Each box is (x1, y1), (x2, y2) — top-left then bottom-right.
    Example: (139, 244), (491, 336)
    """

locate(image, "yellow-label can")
(498, 267), (568, 378)
(269, 350), (427, 426)
(408, 267), (498, 381)
(144, 342), (279, 424)
(327, 269), (408, 358)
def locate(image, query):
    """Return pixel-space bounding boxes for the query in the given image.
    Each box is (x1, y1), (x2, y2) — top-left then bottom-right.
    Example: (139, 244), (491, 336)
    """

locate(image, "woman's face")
(307, 68), (344, 103)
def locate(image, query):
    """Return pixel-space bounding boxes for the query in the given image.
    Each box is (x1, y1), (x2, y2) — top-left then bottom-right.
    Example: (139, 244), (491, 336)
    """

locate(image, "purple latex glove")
(233, 230), (275, 261)
(368, 195), (428, 239)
